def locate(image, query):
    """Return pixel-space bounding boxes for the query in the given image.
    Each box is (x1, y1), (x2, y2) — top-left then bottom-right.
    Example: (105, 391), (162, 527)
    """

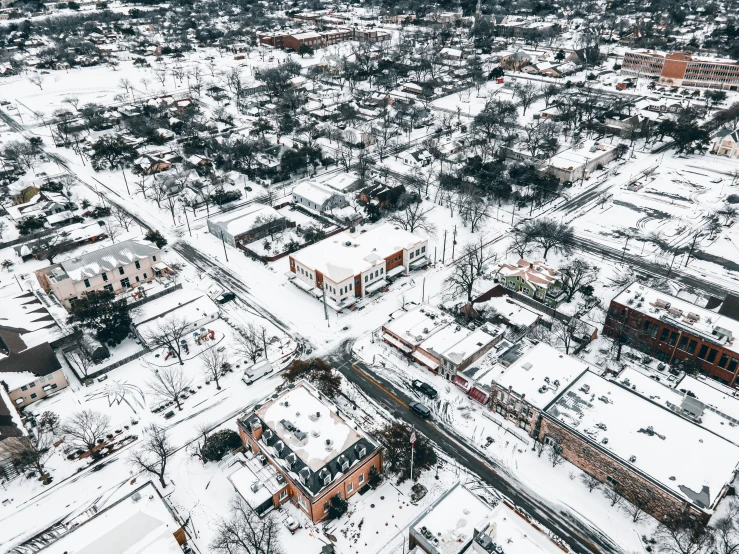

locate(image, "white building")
(291, 181), (347, 214)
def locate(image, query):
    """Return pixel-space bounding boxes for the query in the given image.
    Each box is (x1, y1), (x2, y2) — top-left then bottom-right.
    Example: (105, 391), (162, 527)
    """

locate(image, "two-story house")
(711, 128), (739, 158)
(36, 240), (162, 309)
(495, 259), (562, 306)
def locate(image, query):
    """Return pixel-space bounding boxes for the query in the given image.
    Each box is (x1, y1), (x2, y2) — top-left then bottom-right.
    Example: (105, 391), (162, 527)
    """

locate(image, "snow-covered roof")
(441, 329), (499, 365)
(131, 288), (209, 326)
(474, 295), (541, 328)
(410, 483), (492, 554)
(256, 382), (362, 472)
(618, 368), (739, 445)
(291, 223), (427, 284)
(492, 343), (589, 409)
(42, 482), (182, 554)
(547, 370), (739, 509)
(292, 181), (339, 206)
(135, 294), (219, 338)
(676, 375), (739, 423)
(383, 306), (454, 348)
(548, 140), (616, 171)
(207, 203), (283, 238)
(497, 259), (558, 287)
(59, 240), (159, 283)
(614, 283), (739, 357)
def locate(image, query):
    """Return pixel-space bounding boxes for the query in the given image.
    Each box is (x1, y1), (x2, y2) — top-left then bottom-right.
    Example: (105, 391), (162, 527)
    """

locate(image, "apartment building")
(36, 240), (162, 309)
(236, 381), (382, 523)
(288, 223), (428, 309)
(603, 284), (739, 385)
(622, 50), (739, 90)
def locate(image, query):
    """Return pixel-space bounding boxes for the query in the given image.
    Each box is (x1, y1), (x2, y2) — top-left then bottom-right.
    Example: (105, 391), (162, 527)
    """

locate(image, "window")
(29, 382), (36, 388)
(84, 279), (91, 288)
(410, 251), (415, 259)
(119, 266), (125, 275)
(643, 321), (651, 333)
(21, 385), (27, 391)
(104, 284), (113, 292)
(279, 490), (288, 501)
(102, 273), (108, 282)
(687, 340), (698, 354)
(707, 348), (719, 364)
(651, 325), (659, 338)
(698, 345), (709, 359)
(728, 358), (739, 373)
(298, 496), (308, 510)
(678, 336), (688, 351)
(606, 476), (619, 489)
(668, 331), (678, 346)
(422, 246), (426, 253)
(364, 275), (368, 283)
(136, 276), (140, 282)
(121, 277), (131, 288)
(153, 256), (157, 261)
(415, 249), (420, 256)
(30, 393), (37, 399)
(659, 328), (670, 342)
(347, 482), (353, 493)
(358, 473), (364, 484)
(718, 354), (730, 369)
(135, 261), (141, 270)
(544, 436), (558, 446)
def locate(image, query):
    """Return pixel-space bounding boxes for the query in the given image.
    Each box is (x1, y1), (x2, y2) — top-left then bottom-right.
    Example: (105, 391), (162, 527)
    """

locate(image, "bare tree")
(135, 176), (149, 199)
(603, 486), (622, 507)
(111, 206), (134, 233)
(143, 316), (191, 365)
(211, 497), (283, 554)
(445, 242), (496, 301)
(103, 221), (122, 243)
(129, 424), (174, 488)
(513, 82), (538, 116)
(28, 73), (44, 90)
(654, 519), (715, 554)
(520, 218), (574, 260)
(63, 96), (80, 111)
(153, 67), (168, 87)
(621, 491), (651, 523)
(560, 259), (599, 302)
(507, 231), (532, 259)
(388, 195), (436, 235)
(713, 498), (739, 554)
(61, 410), (111, 453)
(580, 472), (601, 493)
(201, 346), (228, 390)
(547, 443), (565, 468)
(5, 430), (54, 482)
(235, 324), (265, 365)
(148, 365), (193, 411)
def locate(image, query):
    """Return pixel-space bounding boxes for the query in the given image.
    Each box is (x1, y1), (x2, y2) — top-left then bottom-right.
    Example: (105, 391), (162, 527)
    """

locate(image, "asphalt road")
(326, 344), (621, 554)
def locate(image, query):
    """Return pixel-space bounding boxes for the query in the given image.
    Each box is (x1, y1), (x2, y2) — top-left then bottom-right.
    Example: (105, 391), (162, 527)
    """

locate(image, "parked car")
(412, 380), (438, 399)
(217, 291), (236, 304)
(285, 517), (300, 534)
(409, 401), (431, 419)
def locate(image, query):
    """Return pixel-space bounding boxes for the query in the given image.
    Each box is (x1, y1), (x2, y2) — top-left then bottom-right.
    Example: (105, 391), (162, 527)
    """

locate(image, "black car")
(412, 380), (438, 399)
(217, 291), (236, 304)
(409, 401), (431, 419)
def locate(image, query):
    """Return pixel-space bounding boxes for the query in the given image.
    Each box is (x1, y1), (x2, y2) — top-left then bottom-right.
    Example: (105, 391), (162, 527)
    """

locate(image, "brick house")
(283, 31), (322, 51)
(540, 370), (739, 526)
(236, 381), (383, 523)
(603, 283), (739, 385)
(288, 223), (428, 309)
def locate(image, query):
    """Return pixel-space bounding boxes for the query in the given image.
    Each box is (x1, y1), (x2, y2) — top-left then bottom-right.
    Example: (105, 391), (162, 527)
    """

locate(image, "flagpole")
(410, 425), (415, 482)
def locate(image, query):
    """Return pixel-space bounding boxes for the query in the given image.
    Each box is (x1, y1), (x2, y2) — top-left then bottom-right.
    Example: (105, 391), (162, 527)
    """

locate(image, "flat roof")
(549, 140), (615, 170)
(442, 329), (498, 365)
(547, 371), (739, 509)
(677, 375), (739, 424)
(131, 288), (205, 325)
(384, 307), (455, 349)
(618, 368), (739, 445)
(41, 482), (182, 554)
(291, 223), (426, 284)
(475, 296), (541, 328)
(614, 283), (739, 356)
(256, 383), (361, 472)
(493, 343), (589, 409)
(135, 295), (219, 337)
(472, 502), (568, 554)
(411, 483), (492, 554)
(229, 464), (274, 510)
(208, 203), (282, 238)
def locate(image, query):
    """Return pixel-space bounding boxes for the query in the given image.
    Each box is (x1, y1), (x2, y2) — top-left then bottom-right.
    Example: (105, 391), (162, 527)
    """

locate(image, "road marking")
(350, 363), (408, 408)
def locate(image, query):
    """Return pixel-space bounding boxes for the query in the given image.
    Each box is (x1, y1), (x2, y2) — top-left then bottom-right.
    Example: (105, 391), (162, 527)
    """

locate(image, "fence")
(126, 283), (182, 310)
(62, 345), (150, 381)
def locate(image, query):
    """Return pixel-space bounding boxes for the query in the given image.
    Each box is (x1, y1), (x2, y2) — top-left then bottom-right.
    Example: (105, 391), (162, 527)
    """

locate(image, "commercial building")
(36, 240), (162, 309)
(603, 283), (739, 385)
(622, 50), (739, 90)
(288, 223), (428, 308)
(207, 203), (288, 248)
(237, 381), (382, 523)
(541, 370), (739, 525)
(546, 140), (619, 183)
(409, 482), (567, 554)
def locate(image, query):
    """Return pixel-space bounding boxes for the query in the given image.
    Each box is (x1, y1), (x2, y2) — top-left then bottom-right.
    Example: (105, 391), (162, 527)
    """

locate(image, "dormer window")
(341, 458), (349, 472)
(298, 468), (310, 485)
(355, 444), (366, 458)
(274, 440), (284, 452)
(323, 473), (331, 486)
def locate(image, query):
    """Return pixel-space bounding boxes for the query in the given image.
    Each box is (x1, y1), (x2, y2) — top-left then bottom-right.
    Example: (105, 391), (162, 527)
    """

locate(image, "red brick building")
(283, 31), (323, 51)
(603, 284), (739, 385)
(236, 381), (382, 523)
(622, 50), (739, 90)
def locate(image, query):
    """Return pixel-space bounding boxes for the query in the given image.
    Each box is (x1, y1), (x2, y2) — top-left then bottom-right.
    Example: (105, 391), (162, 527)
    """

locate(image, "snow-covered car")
(412, 380), (438, 399)
(285, 517), (300, 534)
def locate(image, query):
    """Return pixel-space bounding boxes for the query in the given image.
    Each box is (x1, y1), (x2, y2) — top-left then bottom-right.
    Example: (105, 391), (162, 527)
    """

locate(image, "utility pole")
(183, 205), (192, 237)
(451, 225), (457, 260)
(620, 235), (630, 265)
(666, 248), (680, 277)
(262, 327), (268, 360)
(409, 426), (416, 482)
(122, 168), (130, 195)
(442, 230), (447, 264)
(685, 233), (701, 267)
(220, 231), (229, 262)
(322, 282), (330, 328)
(422, 277), (425, 303)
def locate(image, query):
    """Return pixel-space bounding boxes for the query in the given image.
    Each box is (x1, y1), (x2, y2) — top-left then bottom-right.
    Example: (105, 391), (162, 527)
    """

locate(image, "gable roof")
(60, 240), (159, 282)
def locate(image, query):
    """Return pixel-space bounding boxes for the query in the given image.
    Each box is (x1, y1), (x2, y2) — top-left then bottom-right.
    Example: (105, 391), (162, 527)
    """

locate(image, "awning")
(409, 256), (428, 269)
(292, 278), (322, 298)
(412, 349), (439, 370)
(382, 333), (412, 353)
(387, 265), (406, 279)
(364, 278), (388, 294)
